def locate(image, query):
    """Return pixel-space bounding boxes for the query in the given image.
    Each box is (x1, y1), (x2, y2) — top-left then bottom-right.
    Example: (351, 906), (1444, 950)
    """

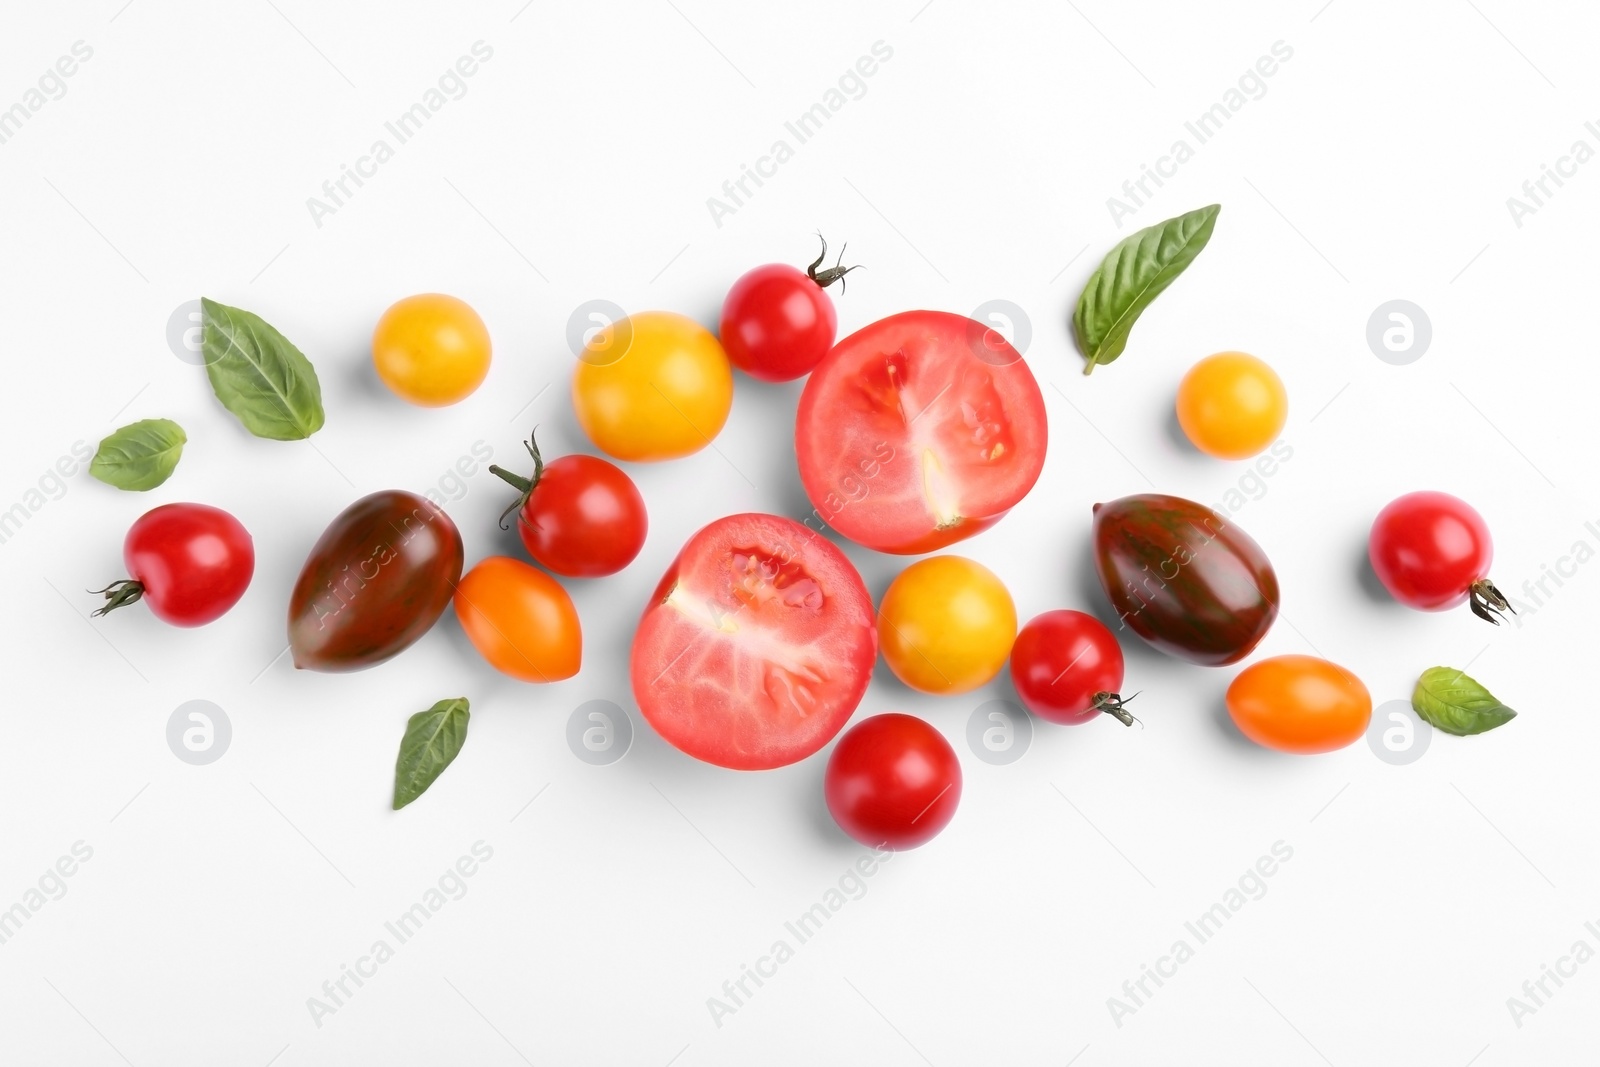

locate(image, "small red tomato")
(1009, 609), (1136, 726)
(1369, 490), (1511, 624)
(491, 430), (647, 578)
(825, 713), (961, 850)
(94, 503), (254, 627)
(719, 236), (858, 382)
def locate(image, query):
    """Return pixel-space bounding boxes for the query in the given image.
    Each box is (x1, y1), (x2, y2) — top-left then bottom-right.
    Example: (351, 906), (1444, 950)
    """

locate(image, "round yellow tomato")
(373, 294), (491, 406)
(454, 556), (581, 682)
(879, 556), (1017, 695)
(572, 311), (733, 462)
(1175, 352), (1287, 459)
(1226, 655), (1371, 754)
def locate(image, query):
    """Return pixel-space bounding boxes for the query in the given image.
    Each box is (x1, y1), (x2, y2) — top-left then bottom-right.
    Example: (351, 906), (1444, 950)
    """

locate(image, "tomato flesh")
(795, 311), (1048, 554)
(630, 513), (877, 770)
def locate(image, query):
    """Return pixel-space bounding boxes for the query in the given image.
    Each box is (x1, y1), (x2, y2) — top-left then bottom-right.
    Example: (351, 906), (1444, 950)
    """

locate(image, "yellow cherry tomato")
(453, 556), (581, 682)
(879, 556), (1017, 695)
(572, 311), (733, 462)
(372, 294), (491, 406)
(1226, 655), (1371, 754)
(1175, 351), (1287, 459)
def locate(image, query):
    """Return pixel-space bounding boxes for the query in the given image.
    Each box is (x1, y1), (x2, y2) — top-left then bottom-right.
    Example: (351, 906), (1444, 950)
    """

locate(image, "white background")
(1, 0), (1596, 1063)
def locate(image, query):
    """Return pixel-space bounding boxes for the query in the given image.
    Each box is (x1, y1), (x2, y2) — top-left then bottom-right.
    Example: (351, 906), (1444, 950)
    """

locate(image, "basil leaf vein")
(393, 698), (471, 810)
(1073, 203), (1221, 374)
(201, 297), (326, 440)
(89, 418), (187, 491)
(1412, 666), (1516, 736)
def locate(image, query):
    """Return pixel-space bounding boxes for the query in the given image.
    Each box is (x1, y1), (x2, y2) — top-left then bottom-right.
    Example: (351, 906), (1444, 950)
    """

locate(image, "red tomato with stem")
(1369, 491), (1511, 624)
(93, 503), (254, 627)
(795, 310), (1048, 554)
(1009, 609), (1136, 726)
(491, 430), (647, 578)
(630, 513), (877, 770)
(825, 713), (962, 850)
(719, 236), (858, 383)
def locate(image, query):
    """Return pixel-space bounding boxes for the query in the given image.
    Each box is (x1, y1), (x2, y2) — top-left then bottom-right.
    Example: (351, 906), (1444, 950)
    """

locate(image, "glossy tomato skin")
(1175, 352), (1287, 460)
(518, 455), (647, 578)
(795, 310), (1048, 554)
(1226, 655), (1371, 754)
(1369, 491), (1492, 611)
(630, 513), (877, 770)
(120, 503), (254, 626)
(878, 556), (1016, 695)
(1010, 610), (1125, 725)
(288, 491), (463, 672)
(372, 294), (491, 406)
(1093, 494), (1279, 667)
(720, 264), (837, 382)
(454, 556), (581, 681)
(825, 713), (962, 850)
(572, 311), (733, 462)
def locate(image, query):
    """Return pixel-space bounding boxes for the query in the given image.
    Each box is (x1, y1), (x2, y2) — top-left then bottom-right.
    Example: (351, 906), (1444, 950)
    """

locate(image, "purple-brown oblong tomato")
(288, 490), (464, 672)
(1092, 494), (1278, 667)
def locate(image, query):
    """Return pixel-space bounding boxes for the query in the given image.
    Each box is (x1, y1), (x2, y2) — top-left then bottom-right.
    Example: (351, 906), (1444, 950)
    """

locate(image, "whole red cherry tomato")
(719, 236), (858, 383)
(491, 430), (647, 578)
(824, 713), (961, 850)
(1369, 490), (1510, 624)
(93, 503), (254, 627)
(1010, 609), (1135, 726)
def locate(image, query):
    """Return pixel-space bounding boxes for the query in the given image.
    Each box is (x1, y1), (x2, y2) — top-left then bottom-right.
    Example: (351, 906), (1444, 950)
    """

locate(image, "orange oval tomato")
(453, 556), (580, 682)
(1175, 351), (1286, 459)
(1226, 655), (1371, 753)
(373, 294), (492, 406)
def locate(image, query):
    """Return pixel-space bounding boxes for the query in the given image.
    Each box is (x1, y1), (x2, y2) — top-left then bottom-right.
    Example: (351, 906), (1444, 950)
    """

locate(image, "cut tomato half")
(795, 310), (1048, 554)
(630, 513), (877, 770)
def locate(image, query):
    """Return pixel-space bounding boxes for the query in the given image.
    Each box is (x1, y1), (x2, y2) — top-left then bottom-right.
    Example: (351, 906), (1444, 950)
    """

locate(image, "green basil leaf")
(1412, 667), (1517, 736)
(393, 698), (471, 810)
(89, 418), (186, 491)
(1073, 203), (1221, 375)
(201, 297), (325, 440)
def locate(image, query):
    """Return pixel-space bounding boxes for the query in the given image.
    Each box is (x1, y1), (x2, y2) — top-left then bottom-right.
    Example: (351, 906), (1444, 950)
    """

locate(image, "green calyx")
(90, 579), (145, 617)
(488, 428), (546, 530)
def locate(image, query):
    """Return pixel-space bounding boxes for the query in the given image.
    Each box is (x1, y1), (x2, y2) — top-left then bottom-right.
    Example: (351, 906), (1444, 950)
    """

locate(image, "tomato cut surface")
(630, 513), (877, 770)
(795, 310), (1048, 554)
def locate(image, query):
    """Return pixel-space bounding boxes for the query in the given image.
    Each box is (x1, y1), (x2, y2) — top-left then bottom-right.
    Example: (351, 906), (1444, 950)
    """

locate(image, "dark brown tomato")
(1092, 494), (1278, 667)
(288, 490), (464, 672)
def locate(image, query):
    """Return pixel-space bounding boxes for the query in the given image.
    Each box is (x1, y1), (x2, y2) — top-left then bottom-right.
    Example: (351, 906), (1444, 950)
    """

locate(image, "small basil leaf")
(89, 418), (186, 491)
(1073, 203), (1221, 375)
(1412, 667), (1517, 736)
(393, 698), (471, 810)
(201, 297), (326, 440)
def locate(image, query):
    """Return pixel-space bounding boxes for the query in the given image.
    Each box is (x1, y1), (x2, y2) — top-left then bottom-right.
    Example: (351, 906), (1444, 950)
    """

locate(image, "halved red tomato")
(630, 513), (877, 770)
(795, 310), (1048, 554)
